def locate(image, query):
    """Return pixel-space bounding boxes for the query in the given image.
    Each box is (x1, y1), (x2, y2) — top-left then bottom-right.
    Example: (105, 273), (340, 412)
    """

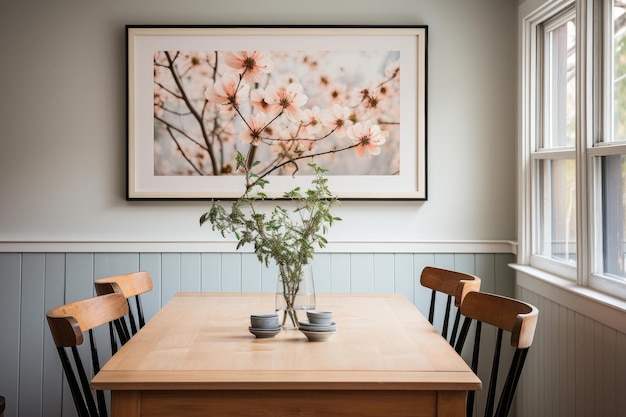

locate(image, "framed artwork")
(126, 25), (427, 200)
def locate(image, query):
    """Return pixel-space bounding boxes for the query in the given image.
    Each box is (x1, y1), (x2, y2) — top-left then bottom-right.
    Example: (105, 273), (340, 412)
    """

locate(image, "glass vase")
(275, 263), (315, 329)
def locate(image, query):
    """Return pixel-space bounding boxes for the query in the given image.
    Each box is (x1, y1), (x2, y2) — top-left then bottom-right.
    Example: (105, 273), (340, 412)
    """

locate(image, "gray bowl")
(306, 310), (334, 326)
(250, 313), (279, 329)
(249, 326), (281, 338)
(299, 328), (336, 342)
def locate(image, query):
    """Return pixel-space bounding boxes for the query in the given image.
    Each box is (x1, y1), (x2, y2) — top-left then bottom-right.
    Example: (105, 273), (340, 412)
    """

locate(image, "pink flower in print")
(385, 60), (400, 79)
(301, 106), (323, 136)
(204, 73), (250, 112)
(264, 83), (308, 122)
(224, 51), (273, 83)
(240, 113), (268, 146)
(347, 121), (387, 157)
(250, 88), (271, 114)
(321, 104), (352, 138)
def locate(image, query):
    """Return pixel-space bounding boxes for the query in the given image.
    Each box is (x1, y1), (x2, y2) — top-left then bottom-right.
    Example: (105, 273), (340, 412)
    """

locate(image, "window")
(525, 0), (626, 298)
(590, 0), (626, 294)
(531, 7), (577, 278)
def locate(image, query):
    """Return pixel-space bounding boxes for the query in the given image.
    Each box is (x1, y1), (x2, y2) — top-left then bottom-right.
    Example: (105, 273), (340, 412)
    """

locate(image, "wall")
(0, 0), (517, 245)
(0, 1), (521, 416)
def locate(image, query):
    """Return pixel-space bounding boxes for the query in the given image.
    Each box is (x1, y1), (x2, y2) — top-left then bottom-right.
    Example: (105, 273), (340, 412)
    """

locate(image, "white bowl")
(300, 328), (336, 342)
(249, 326), (281, 338)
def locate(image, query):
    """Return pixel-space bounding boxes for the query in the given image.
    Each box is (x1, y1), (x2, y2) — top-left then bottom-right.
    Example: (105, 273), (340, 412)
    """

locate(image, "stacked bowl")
(249, 313), (281, 338)
(298, 310), (337, 341)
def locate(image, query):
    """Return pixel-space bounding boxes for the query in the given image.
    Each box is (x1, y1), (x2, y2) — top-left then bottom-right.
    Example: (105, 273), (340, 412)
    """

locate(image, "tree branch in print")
(153, 49), (401, 180)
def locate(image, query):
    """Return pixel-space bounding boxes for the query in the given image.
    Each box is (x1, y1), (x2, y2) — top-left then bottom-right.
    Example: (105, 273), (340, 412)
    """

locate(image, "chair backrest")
(46, 293), (130, 417)
(94, 271), (153, 335)
(455, 291), (538, 417)
(420, 266), (481, 345)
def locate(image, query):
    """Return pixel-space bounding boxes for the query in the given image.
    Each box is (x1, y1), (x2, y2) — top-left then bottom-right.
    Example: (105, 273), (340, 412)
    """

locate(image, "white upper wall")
(0, 0), (517, 244)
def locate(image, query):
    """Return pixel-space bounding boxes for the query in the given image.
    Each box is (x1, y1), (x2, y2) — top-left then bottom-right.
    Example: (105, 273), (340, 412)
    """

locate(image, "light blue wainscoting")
(515, 285), (626, 417)
(0, 251), (515, 417)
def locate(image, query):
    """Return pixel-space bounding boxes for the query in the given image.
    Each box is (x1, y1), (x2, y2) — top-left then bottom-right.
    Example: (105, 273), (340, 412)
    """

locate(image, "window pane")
(614, 2), (626, 141)
(545, 17), (576, 148)
(538, 159), (577, 263)
(602, 155), (626, 279)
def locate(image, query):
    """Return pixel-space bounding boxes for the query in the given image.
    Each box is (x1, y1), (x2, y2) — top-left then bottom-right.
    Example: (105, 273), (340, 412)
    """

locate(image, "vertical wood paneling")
(516, 287), (626, 417)
(42, 254), (65, 417)
(413, 254), (435, 319)
(200, 253), (221, 292)
(161, 253), (181, 303)
(180, 253), (201, 291)
(373, 253), (395, 293)
(394, 254), (414, 303)
(241, 253), (261, 292)
(94, 253), (140, 282)
(0, 253), (21, 417)
(138, 253), (162, 323)
(13, 250), (626, 417)
(312, 254), (331, 293)
(616, 332), (626, 415)
(220, 253), (241, 292)
(574, 311), (585, 417)
(19, 253), (45, 417)
(329, 253), (350, 292)
(350, 254), (374, 293)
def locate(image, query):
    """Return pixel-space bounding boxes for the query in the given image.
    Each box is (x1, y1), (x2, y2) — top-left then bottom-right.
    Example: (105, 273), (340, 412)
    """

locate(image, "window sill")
(510, 264), (626, 333)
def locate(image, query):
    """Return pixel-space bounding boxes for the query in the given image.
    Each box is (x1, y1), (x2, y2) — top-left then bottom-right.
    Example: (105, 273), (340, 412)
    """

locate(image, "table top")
(91, 292), (481, 391)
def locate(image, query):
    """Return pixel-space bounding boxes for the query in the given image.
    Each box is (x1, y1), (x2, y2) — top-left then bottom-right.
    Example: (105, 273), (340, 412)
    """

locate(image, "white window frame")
(520, 0), (626, 302)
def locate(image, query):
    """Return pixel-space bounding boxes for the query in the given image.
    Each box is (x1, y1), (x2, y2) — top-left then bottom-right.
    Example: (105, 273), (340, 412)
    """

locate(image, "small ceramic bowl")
(250, 313), (279, 329)
(298, 320), (337, 332)
(306, 310), (333, 326)
(299, 328), (336, 342)
(249, 326), (281, 338)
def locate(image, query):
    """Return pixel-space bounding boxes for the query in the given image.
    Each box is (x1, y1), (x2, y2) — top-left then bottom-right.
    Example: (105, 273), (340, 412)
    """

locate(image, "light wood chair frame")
(455, 291), (538, 417)
(420, 266), (481, 345)
(46, 293), (130, 417)
(94, 271), (153, 336)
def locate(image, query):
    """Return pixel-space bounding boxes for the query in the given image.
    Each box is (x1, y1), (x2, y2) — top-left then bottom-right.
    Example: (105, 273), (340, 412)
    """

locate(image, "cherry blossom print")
(301, 106), (323, 136)
(224, 51), (274, 83)
(385, 60), (400, 79)
(240, 113), (268, 146)
(204, 73), (250, 112)
(154, 48), (400, 177)
(250, 88), (271, 113)
(347, 121), (387, 157)
(321, 104), (352, 138)
(264, 83), (308, 122)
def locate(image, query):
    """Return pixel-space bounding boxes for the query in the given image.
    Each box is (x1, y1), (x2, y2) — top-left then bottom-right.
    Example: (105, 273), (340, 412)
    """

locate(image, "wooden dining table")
(91, 292), (481, 417)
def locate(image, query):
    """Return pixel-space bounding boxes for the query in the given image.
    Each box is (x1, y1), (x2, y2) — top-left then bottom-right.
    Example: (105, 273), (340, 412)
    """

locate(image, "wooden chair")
(420, 266), (481, 345)
(46, 293), (130, 417)
(94, 271), (153, 336)
(455, 291), (538, 417)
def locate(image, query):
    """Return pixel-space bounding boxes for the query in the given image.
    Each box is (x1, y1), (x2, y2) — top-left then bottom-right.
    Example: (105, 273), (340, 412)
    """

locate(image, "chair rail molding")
(0, 240), (518, 254)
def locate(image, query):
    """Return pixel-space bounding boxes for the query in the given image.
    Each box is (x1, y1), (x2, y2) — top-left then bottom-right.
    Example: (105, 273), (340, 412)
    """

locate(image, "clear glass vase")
(275, 263), (315, 329)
